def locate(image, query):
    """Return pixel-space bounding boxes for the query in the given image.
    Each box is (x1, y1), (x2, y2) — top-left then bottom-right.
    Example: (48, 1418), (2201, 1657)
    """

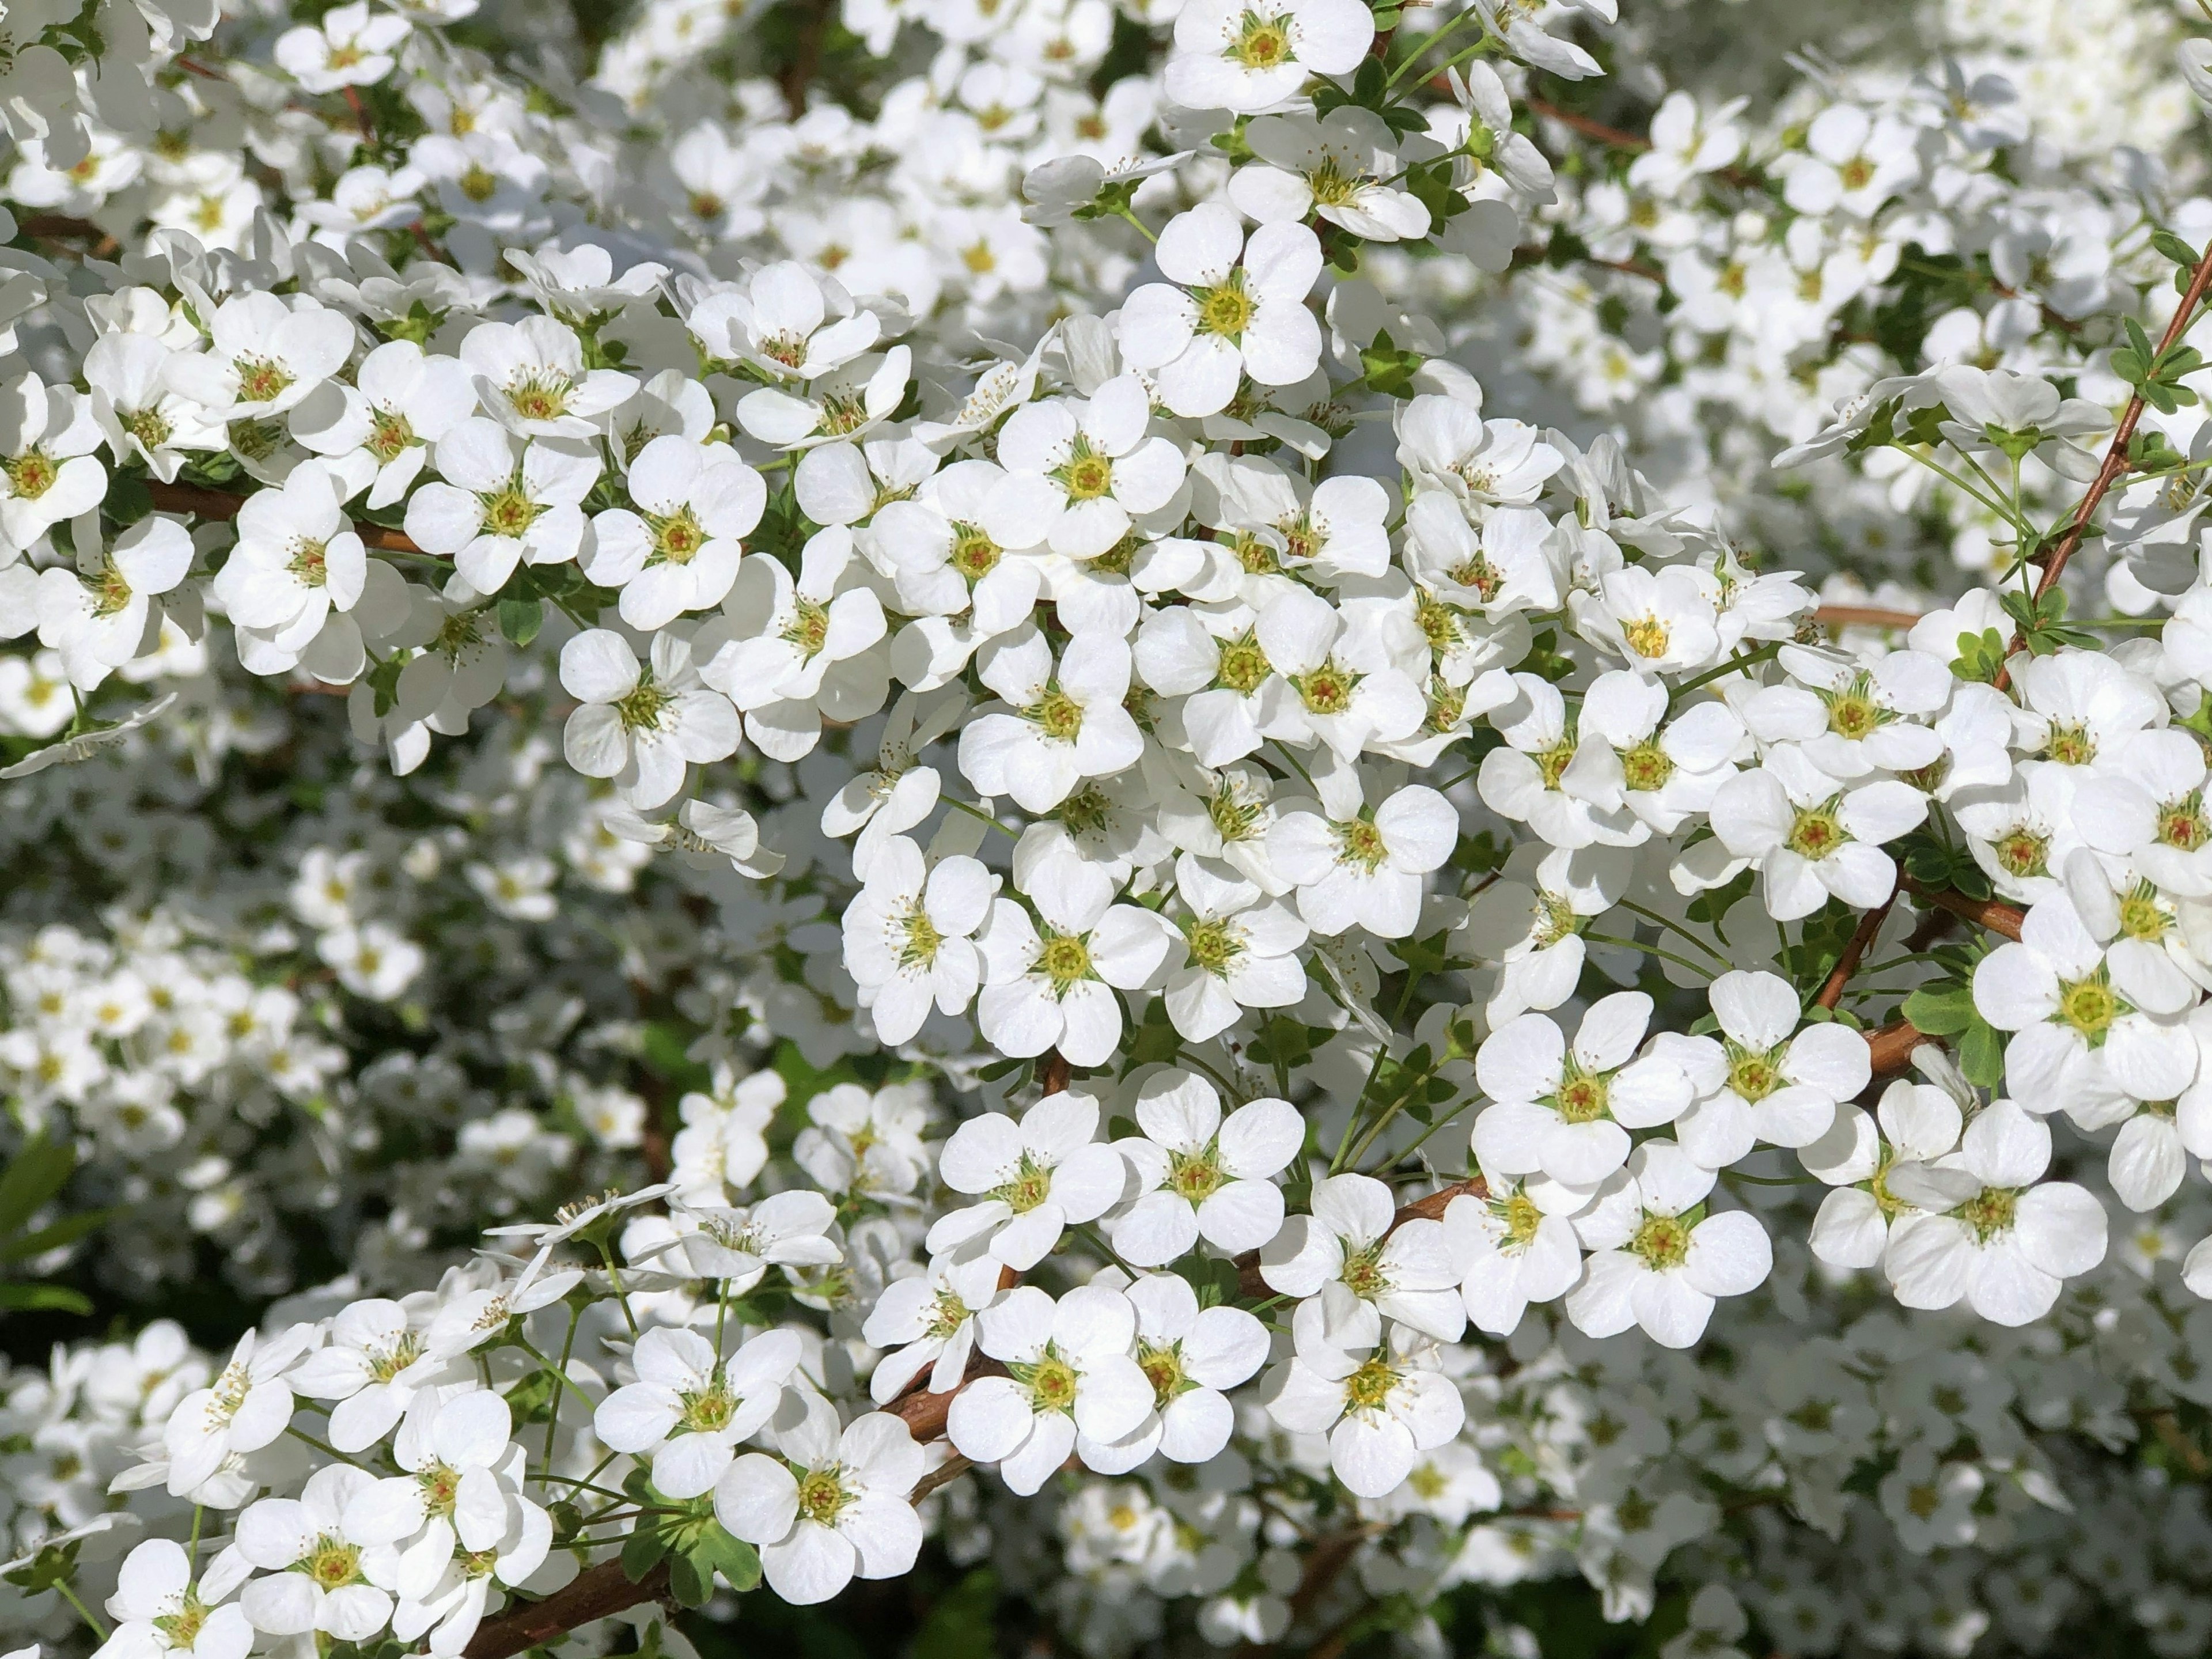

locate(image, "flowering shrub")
(6, 0), (2212, 1654)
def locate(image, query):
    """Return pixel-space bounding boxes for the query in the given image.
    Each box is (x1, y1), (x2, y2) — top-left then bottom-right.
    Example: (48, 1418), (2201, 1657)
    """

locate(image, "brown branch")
(465, 1559), (670, 1659)
(1999, 240), (2212, 684)
(1866, 1018), (1932, 1076)
(1901, 880), (2023, 941)
(1524, 96), (1649, 153)
(1816, 885), (1897, 1011)
(777, 0), (836, 119)
(910, 1454), (974, 1502)
(342, 85), (375, 143)
(1813, 605), (1923, 630)
(1039, 1049), (1071, 1096)
(145, 480), (427, 555)
(889, 1356), (1008, 1442)
(1233, 1177), (1488, 1298)
(1522, 97), (1759, 188)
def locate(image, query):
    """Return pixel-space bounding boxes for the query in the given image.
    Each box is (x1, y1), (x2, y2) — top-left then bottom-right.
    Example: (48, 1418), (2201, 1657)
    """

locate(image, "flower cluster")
(8, 0), (2212, 1652)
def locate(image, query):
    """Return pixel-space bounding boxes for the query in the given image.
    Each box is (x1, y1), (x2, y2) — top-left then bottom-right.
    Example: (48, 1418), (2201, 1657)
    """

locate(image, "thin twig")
(1815, 884), (1897, 1011)
(1998, 241), (2212, 682)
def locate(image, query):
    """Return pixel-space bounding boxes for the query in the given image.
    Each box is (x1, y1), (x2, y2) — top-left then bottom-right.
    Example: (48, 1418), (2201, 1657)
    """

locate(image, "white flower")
(592, 1327), (803, 1499)
(842, 836), (995, 1043)
(929, 1088), (1129, 1270)
(946, 1284), (1156, 1493)
(1709, 747), (1925, 921)
(1231, 109), (1431, 242)
(97, 1539), (252, 1659)
(403, 416), (599, 595)
(1262, 1301), (1464, 1499)
(696, 527), (887, 762)
(164, 1325), (315, 1495)
(1883, 1100), (2108, 1325)
(960, 626), (1147, 813)
(275, 2), (410, 92)
(166, 295), (355, 423)
(976, 884), (1172, 1067)
(1267, 784), (1459, 939)
(86, 334), (224, 484)
(460, 316), (634, 441)
(1802, 1073), (1971, 1268)
(737, 347), (912, 450)
(1165, 0), (1374, 115)
(338, 1388), (527, 1577)
(234, 1465), (392, 1641)
(291, 339), (476, 511)
(1567, 669), (1742, 837)
(1565, 1142), (1772, 1348)
(1743, 645), (1948, 779)
(1396, 397), (1562, 507)
(690, 262), (881, 385)
(1082, 1270), (1268, 1471)
(862, 1249), (1008, 1403)
(675, 1191), (843, 1290)
(1119, 205), (1324, 419)
(1160, 855), (1310, 1041)
(319, 922), (426, 1001)
(1109, 1069), (1302, 1265)
(582, 435), (764, 630)
(287, 1297), (453, 1453)
(985, 376), (1187, 559)
(716, 1409), (925, 1604)
(1255, 585), (1427, 760)
(1973, 890), (2195, 1120)
(1441, 1172), (1584, 1336)
(0, 372), (107, 553)
(560, 630), (739, 812)
(1259, 1172), (1464, 1343)
(35, 514), (194, 691)
(211, 464), (366, 656)
(1665, 969), (1866, 1168)
(1472, 992), (1692, 1188)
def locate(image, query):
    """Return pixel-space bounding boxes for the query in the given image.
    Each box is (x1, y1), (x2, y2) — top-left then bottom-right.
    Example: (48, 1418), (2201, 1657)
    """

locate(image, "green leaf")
(2152, 228), (2201, 268)
(1957, 1016), (2005, 1090)
(498, 597), (544, 647)
(0, 1206), (116, 1263)
(0, 1282), (92, 1313)
(2, 1539), (81, 1592)
(0, 1134), (73, 1237)
(685, 1521), (760, 1592)
(503, 1368), (560, 1427)
(1901, 984), (1975, 1036)
(1351, 54), (1386, 110)
(621, 1523), (670, 1582)
(665, 1551), (713, 1608)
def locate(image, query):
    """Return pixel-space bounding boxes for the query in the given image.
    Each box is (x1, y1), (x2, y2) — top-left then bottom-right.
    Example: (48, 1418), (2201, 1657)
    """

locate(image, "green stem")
(1669, 640), (1780, 703)
(56, 1582), (107, 1641)
(1583, 930), (1717, 982)
(1616, 899), (1730, 965)
(947, 796), (1017, 838)
(539, 1304), (582, 1479)
(597, 1245), (642, 1338)
(287, 1426), (369, 1469)
(1116, 206), (1157, 244)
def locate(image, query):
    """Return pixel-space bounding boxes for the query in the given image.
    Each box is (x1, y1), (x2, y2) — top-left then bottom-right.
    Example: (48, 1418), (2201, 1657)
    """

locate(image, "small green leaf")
(621, 1524), (670, 1582)
(498, 597), (544, 647)
(1958, 1016), (2005, 1090)
(666, 1551), (713, 1608)
(503, 1368), (560, 1427)
(1902, 984), (1975, 1036)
